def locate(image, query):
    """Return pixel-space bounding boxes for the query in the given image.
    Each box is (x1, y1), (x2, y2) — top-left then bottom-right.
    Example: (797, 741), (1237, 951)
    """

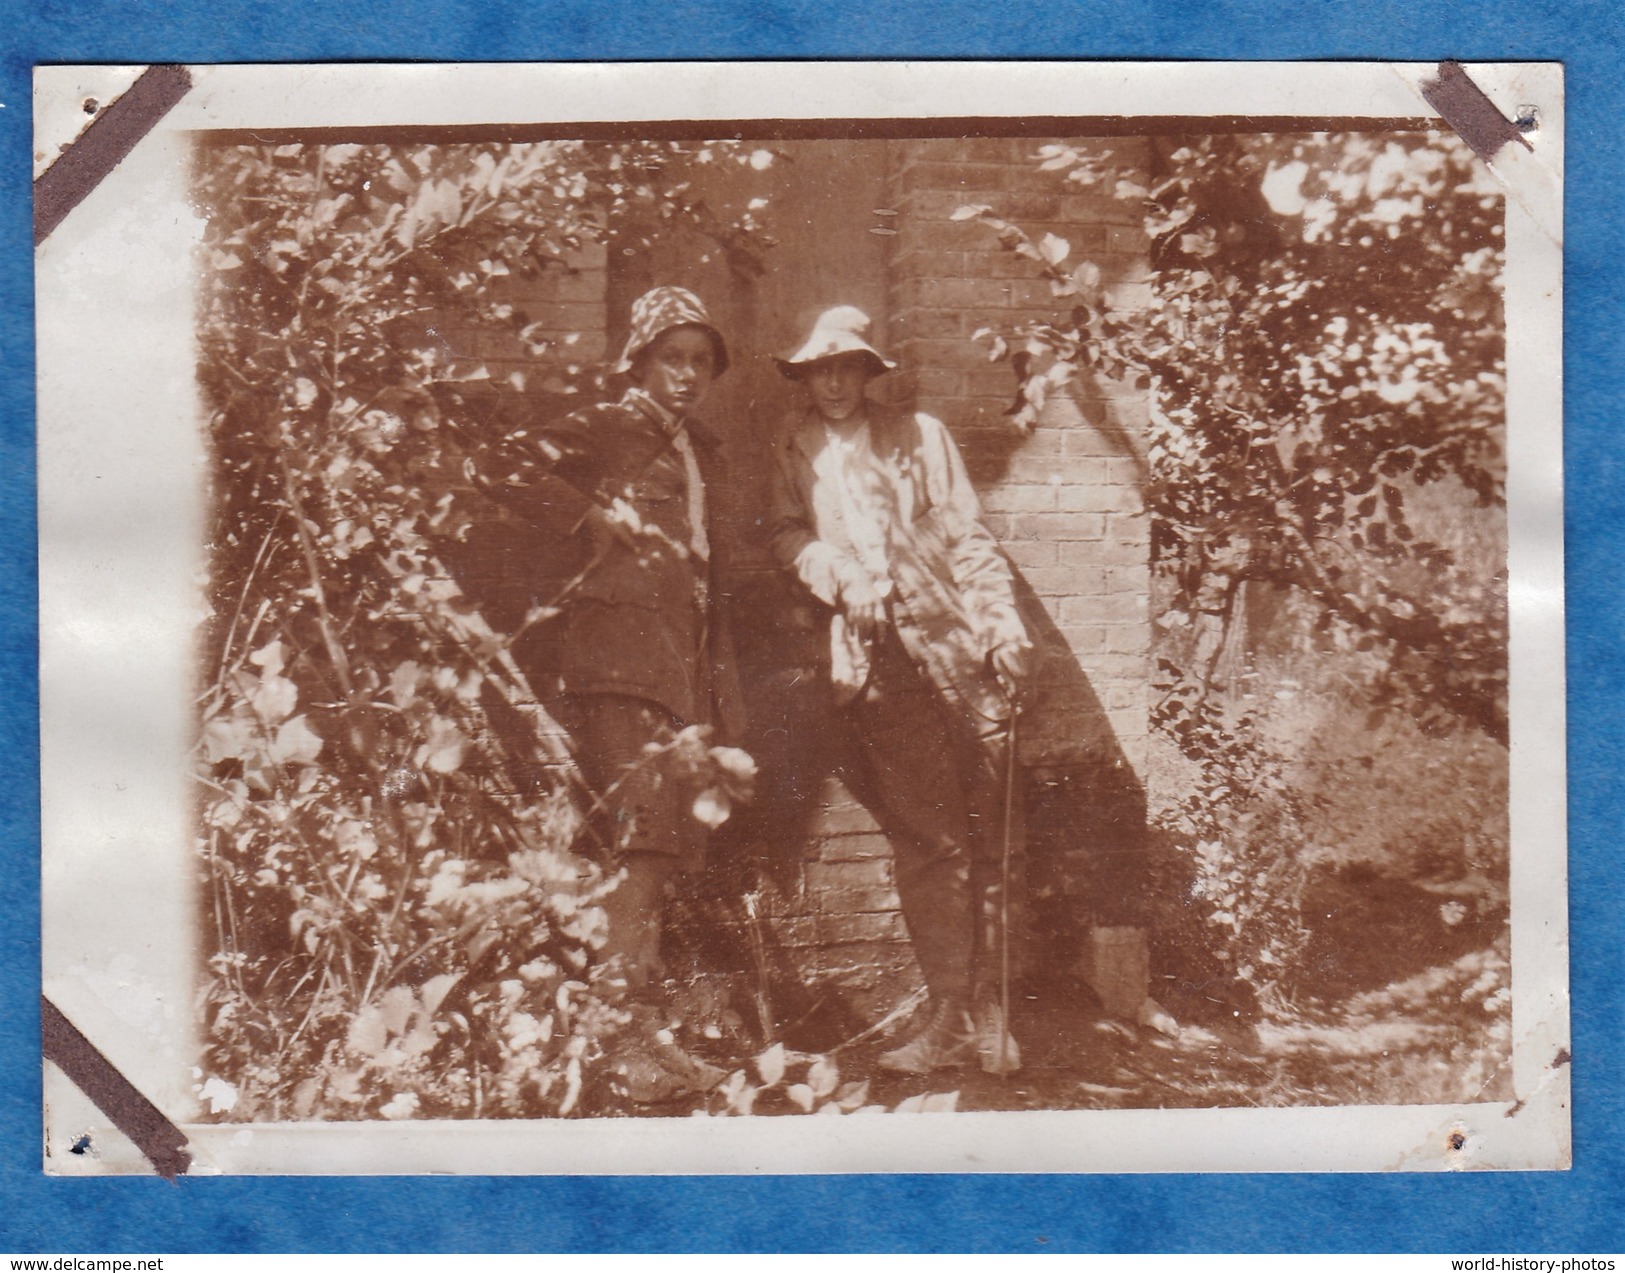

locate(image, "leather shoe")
(878, 999), (975, 1074)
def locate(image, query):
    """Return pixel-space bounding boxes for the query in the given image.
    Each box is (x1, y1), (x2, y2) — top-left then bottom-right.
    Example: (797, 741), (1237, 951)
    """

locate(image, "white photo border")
(35, 60), (1568, 1175)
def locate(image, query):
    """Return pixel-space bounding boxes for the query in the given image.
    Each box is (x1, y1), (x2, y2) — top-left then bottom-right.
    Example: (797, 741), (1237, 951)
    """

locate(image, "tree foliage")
(959, 132), (1508, 1014)
(193, 139), (773, 1118)
(959, 131), (1507, 746)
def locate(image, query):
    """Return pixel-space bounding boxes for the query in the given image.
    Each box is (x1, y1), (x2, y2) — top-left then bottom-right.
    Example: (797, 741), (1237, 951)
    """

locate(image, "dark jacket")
(477, 392), (746, 739)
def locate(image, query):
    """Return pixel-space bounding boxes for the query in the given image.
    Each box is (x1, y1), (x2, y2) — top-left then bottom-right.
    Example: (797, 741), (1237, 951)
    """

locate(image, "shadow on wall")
(713, 569), (856, 896)
(956, 371), (1150, 496)
(1009, 568), (1149, 961)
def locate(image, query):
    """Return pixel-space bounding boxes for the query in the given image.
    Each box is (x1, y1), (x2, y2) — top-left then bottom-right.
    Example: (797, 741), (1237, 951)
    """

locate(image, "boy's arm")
(467, 412), (608, 544)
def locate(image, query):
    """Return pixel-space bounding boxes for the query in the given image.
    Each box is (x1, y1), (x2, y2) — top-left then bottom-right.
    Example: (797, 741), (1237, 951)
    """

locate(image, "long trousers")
(571, 693), (702, 991)
(840, 632), (1025, 1005)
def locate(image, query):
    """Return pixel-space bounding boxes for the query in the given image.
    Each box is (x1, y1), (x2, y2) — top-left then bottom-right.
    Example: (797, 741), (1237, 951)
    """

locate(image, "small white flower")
(199, 1076), (239, 1115)
(379, 1091), (420, 1121)
(691, 788), (731, 828)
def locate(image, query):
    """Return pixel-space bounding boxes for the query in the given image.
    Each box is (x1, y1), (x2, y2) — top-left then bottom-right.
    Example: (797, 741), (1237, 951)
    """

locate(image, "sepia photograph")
(35, 61), (1568, 1174)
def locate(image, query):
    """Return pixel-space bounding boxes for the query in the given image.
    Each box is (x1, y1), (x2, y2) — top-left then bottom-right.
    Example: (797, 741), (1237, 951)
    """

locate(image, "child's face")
(804, 353), (871, 423)
(636, 326), (718, 415)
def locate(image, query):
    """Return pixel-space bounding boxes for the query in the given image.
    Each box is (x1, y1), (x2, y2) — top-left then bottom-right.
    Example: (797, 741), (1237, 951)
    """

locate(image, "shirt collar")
(822, 412), (872, 445)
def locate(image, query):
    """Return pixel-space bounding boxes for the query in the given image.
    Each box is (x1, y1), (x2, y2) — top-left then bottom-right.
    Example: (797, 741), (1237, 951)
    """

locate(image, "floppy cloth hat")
(613, 285), (731, 377)
(775, 305), (898, 379)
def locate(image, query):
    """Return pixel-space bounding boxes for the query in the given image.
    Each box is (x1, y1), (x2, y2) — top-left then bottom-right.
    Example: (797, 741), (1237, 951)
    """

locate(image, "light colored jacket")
(769, 403), (1029, 727)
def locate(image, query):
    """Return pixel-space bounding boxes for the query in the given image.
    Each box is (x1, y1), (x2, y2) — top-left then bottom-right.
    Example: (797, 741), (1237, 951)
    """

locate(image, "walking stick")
(998, 694), (1018, 1077)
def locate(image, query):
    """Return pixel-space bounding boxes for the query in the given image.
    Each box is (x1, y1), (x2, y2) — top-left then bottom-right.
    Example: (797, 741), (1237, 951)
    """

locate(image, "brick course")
(756, 777), (923, 1018)
(436, 248), (609, 388)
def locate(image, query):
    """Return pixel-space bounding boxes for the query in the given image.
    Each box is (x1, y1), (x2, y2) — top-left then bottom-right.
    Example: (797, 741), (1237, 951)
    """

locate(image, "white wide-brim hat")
(775, 305), (897, 379)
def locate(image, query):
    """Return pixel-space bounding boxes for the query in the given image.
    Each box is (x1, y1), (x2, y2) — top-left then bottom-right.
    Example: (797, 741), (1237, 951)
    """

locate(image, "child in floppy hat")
(769, 305), (1033, 1075)
(470, 284), (746, 1102)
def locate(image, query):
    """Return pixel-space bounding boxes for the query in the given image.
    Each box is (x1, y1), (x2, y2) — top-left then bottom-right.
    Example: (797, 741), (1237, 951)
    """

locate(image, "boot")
(646, 1028), (727, 1091)
(606, 1037), (693, 1105)
(878, 997), (975, 1074)
(605, 1004), (727, 1105)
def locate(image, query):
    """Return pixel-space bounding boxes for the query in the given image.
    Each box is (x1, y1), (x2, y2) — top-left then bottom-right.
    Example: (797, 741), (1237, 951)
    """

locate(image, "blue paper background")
(4, 2), (1620, 1254)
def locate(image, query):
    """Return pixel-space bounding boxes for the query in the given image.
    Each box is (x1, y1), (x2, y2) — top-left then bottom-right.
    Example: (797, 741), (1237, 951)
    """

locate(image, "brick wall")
(435, 243), (610, 387)
(749, 779), (918, 1023)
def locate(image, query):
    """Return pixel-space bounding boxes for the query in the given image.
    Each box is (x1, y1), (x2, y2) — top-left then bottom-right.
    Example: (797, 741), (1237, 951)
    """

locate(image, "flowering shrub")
(957, 131), (1506, 745)
(959, 132), (1509, 1022)
(193, 138), (775, 1119)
